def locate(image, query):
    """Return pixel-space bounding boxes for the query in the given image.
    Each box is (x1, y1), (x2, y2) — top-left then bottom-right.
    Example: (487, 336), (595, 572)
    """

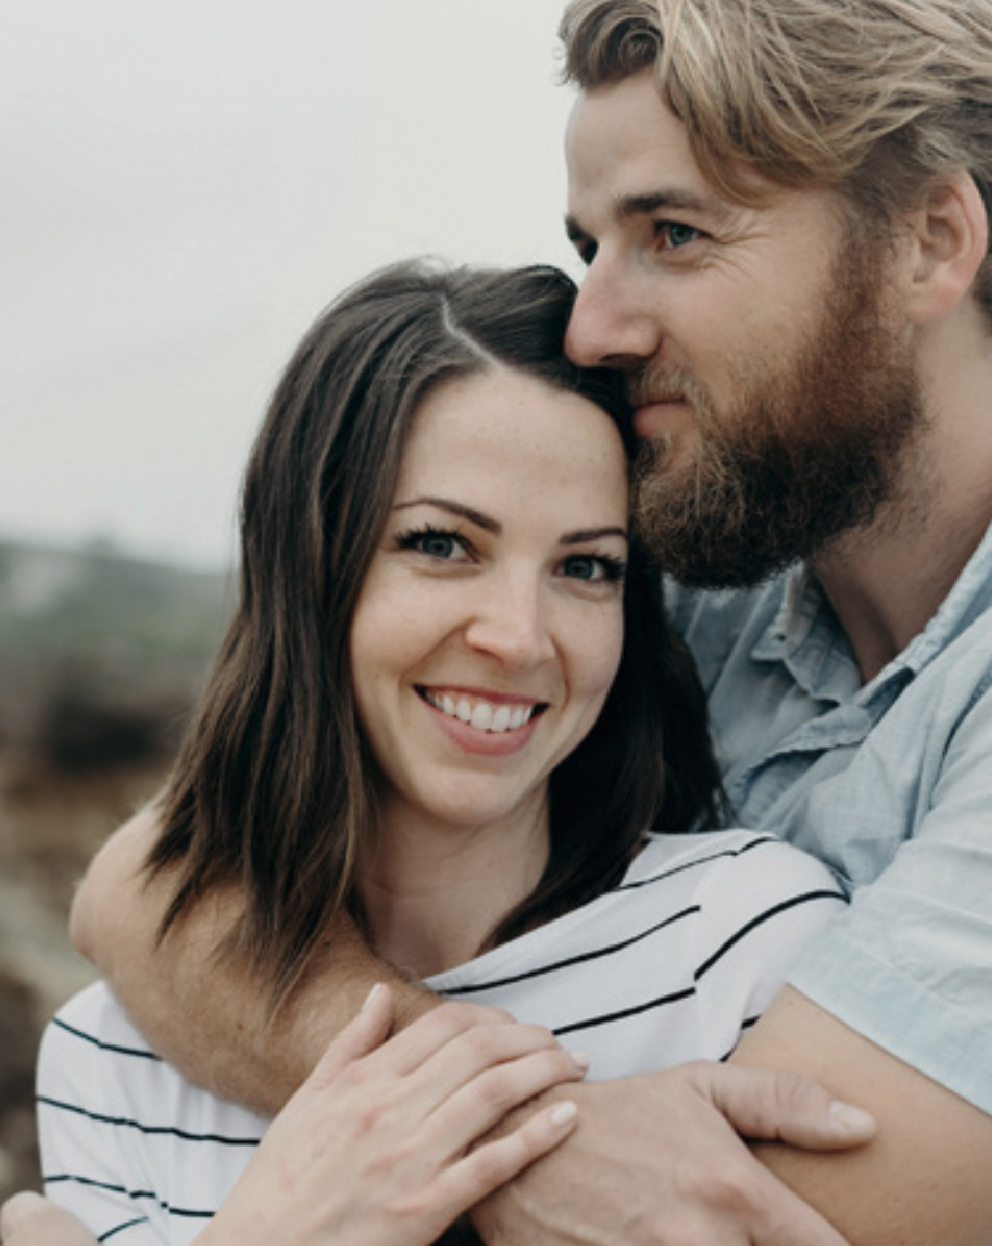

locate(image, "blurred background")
(0, 0), (581, 1202)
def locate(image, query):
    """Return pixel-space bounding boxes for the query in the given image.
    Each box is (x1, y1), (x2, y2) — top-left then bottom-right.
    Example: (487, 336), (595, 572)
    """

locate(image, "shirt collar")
(752, 527), (991, 699)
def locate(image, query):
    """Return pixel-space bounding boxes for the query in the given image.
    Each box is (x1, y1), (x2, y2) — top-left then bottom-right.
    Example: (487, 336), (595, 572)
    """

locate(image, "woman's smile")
(419, 687), (548, 733)
(417, 685), (549, 757)
(350, 365), (629, 835)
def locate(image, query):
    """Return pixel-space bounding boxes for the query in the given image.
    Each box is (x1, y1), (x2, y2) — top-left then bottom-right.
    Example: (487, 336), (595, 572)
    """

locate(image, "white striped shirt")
(37, 829), (845, 1243)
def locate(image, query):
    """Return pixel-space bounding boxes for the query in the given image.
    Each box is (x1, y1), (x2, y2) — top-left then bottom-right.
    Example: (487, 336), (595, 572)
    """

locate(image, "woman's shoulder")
(39, 979), (268, 1135)
(628, 827), (838, 878)
(627, 829), (846, 911)
(44, 979), (158, 1060)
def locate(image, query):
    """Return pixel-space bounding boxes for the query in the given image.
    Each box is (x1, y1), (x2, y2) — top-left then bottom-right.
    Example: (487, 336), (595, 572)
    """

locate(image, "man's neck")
(813, 506), (987, 682)
(812, 312), (990, 682)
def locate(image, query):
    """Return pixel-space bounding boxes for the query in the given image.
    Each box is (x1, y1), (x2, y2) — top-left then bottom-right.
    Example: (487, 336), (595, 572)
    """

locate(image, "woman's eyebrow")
(393, 496), (500, 534)
(561, 527), (629, 546)
(393, 501), (628, 547)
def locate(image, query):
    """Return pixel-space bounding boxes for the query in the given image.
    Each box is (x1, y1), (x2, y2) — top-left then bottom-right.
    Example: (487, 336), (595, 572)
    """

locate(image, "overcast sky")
(1, 1), (583, 570)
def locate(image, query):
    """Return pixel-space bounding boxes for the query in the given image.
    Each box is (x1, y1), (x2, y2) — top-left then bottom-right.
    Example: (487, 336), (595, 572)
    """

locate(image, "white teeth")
(424, 690), (537, 734)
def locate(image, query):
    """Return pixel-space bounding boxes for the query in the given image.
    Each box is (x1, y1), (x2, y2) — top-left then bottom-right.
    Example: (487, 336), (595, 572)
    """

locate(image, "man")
(10, 1), (990, 1243)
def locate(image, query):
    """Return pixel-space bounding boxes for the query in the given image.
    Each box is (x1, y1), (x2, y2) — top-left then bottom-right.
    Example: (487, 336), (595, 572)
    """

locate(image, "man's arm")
(70, 805), (436, 1113)
(732, 986), (991, 1246)
(74, 814), (897, 1246)
(470, 997), (988, 1246)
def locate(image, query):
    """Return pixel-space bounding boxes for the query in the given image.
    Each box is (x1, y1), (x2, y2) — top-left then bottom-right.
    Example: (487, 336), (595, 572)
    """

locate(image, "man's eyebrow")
(615, 188), (726, 221)
(393, 497), (500, 534)
(565, 187), (733, 241)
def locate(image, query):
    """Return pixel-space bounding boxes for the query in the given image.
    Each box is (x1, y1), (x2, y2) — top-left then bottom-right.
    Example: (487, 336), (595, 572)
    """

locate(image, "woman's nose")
(463, 574), (556, 669)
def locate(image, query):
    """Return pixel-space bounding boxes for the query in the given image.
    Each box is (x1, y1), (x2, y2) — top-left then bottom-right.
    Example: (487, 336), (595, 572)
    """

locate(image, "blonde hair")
(560, 0), (991, 311)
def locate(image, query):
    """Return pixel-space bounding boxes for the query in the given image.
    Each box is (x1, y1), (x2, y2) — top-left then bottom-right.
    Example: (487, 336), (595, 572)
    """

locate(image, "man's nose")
(565, 258), (661, 369)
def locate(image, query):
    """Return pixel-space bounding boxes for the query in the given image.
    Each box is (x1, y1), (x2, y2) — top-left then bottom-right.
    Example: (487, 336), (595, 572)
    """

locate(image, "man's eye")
(656, 221), (700, 250)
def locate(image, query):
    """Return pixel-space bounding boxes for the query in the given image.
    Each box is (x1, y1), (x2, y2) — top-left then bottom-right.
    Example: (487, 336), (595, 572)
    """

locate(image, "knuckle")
(452, 1022), (502, 1065)
(431, 1001), (500, 1041)
(520, 1023), (559, 1052)
(696, 1160), (763, 1218)
(430, 1001), (476, 1034)
(335, 1059), (373, 1096)
(776, 1069), (826, 1110)
(470, 1137), (524, 1188)
(469, 1066), (519, 1114)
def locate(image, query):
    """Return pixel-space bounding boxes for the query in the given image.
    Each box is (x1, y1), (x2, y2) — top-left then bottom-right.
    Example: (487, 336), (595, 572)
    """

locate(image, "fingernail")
(549, 1101), (578, 1127)
(362, 983), (384, 1012)
(829, 1101), (877, 1134)
(569, 1051), (591, 1072)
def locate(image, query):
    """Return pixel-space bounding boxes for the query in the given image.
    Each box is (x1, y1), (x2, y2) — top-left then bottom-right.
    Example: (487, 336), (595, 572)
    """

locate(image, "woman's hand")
(200, 985), (586, 1246)
(0, 1193), (98, 1246)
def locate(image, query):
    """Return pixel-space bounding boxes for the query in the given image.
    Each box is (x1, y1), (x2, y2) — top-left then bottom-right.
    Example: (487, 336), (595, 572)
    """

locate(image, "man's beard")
(630, 241), (928, 589)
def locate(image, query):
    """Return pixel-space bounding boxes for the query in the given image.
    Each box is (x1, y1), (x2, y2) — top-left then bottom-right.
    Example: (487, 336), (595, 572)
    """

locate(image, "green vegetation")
(0, 539), (232, 772)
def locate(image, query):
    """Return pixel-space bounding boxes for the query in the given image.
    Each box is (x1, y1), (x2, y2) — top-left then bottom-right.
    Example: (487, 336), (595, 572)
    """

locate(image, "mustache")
(624, 367), (697, 409)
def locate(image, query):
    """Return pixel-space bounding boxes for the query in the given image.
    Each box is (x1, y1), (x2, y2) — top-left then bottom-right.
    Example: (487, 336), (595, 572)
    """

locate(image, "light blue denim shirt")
(668, 530), (992, 1113)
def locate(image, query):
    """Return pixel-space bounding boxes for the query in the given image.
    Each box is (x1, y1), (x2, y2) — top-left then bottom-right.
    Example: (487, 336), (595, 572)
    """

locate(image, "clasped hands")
(1, 986), (873, 1246)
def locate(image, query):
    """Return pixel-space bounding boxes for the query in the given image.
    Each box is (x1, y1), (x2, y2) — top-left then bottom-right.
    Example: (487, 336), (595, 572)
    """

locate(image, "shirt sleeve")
(691, 837), (847, 1060)
(37, 983), (165, 1243)
(788, 687), (992, 1113)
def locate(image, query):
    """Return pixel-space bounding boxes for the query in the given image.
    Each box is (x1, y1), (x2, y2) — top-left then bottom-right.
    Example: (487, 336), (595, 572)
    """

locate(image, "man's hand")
(0, 1194), (97, 1246)
(733, 987), (992, 1246)
(471, 1060), (874, 1246)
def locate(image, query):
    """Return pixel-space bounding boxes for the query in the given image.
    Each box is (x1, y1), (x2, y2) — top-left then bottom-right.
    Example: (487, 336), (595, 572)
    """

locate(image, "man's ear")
(903, 171), (989, 324)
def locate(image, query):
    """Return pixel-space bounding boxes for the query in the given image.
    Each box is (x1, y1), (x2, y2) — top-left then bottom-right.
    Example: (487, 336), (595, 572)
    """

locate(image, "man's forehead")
(565, 78), (705, 195)
(564, 78), (787, 234)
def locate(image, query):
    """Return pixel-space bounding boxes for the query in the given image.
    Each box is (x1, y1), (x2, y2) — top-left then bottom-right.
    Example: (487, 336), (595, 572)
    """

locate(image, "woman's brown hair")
(149, 259), (726, 1006)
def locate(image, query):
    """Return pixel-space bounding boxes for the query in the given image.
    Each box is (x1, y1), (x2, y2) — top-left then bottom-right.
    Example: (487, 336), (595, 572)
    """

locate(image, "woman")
(34, 260), (846, 1246)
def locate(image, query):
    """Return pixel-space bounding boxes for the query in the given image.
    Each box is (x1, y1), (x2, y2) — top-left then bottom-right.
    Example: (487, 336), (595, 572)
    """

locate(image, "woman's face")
(350, 366), (629, 837)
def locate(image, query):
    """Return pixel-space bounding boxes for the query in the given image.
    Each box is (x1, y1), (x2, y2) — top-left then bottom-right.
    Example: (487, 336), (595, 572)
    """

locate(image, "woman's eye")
(396, 528), (471, 562)
(418, 533), (459, 559)
(561, 554), (626, 584)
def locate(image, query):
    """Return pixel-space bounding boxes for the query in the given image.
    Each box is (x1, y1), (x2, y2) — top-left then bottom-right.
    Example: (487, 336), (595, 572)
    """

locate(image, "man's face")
(563, 72), (924, 586)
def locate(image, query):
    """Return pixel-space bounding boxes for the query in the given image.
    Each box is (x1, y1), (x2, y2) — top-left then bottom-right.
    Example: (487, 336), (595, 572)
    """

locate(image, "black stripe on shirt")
(38, 1095), (262, 1147)
(694, 888), (845, 982)
(717, 1014), (762, 1064)
(443, 905), (699, 996)
(99, 1216), (150, 1242)
(543, 890), (842, 1038)
(551, 985), (697, 1036)
(610, 835), (777, 893)
(45, 1174), (212, 1221)
(51, 1016), (161, 1062)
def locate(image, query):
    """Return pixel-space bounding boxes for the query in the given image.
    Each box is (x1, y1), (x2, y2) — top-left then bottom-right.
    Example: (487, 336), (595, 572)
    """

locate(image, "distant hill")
(0, 539), (232, 772)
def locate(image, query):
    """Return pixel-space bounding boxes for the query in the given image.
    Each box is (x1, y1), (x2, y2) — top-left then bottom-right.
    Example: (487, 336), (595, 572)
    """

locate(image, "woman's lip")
(419, 691), (544, 757)
(418, 685), (545, 707)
